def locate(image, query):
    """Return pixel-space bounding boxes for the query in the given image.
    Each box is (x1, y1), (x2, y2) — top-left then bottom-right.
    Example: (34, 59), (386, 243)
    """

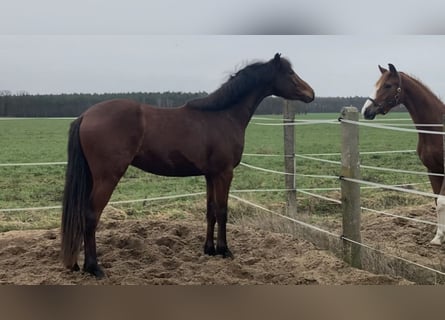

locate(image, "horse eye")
(383, 83), (392, 89)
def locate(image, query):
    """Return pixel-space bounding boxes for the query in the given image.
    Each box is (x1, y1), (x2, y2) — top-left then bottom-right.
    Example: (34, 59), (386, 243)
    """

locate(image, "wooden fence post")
(340, 106), (362, 269)
(283, 100), (297, 218)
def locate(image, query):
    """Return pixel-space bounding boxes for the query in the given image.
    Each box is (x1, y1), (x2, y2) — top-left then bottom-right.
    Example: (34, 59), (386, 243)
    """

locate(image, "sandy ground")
(0, 206), (412, 285)
(355, 203), (445, 278)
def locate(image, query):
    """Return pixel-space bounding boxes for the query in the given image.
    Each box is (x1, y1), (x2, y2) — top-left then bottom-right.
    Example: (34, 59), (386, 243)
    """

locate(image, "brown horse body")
(62, 53), (314, 277)
(362, 64), (445, 245)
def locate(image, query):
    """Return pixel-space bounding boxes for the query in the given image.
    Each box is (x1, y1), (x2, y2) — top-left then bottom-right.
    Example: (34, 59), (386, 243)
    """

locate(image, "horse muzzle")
(300, 89), (315, 103)
(362, 97), (386, 120)
(301, 94), (314, 103)
(363, 107), (378, 120)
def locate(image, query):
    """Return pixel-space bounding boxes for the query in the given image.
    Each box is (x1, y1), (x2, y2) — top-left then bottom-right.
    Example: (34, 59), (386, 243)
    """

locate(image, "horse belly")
(131, 150), (204, 177)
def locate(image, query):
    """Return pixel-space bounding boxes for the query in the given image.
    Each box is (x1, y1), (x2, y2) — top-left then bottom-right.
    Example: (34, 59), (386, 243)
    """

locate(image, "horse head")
(270, 53), (315, 103)
(362, 63), (403, 120)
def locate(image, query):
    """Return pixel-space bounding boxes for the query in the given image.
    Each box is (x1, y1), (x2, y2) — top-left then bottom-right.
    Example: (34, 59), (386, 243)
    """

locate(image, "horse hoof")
(430, 236), (443, 246)
(70, 263), (80, 272)
(83, 264), (106, 279)
(216, 246), (234, 259)
(204, 244), (216, 256)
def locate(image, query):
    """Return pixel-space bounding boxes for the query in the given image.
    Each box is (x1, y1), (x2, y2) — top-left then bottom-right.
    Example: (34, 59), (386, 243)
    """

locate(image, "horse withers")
(362, 63), (445, 246)
(61, 53), (315, 278)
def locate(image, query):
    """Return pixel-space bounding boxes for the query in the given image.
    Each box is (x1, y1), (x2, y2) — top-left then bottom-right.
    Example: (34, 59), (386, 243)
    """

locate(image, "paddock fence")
(1, 106), (445, 284)
(241, 103), (445, 284)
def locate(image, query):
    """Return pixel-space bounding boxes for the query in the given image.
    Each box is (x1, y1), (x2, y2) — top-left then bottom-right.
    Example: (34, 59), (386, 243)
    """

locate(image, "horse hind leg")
(83, 177), (122, 278)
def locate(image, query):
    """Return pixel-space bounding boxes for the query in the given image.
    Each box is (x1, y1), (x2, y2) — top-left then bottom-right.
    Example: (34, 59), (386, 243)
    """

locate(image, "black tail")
(61, 117), (92, 269)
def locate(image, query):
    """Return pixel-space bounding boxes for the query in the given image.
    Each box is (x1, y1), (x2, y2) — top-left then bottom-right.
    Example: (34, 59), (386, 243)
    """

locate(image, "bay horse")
(362, 63), (445, 246)
(61, 53), (315, 278)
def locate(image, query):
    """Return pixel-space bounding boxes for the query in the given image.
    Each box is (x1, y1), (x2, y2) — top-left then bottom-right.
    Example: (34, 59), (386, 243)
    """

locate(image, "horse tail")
(61, 116), (92, 268)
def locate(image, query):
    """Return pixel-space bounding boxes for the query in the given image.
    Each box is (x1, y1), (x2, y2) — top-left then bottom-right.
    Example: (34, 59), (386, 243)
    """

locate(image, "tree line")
(0, 91), (406, 117)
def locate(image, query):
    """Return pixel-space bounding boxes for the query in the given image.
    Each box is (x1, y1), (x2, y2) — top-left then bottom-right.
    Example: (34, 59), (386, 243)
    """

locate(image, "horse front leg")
(431, 196), (445, 246)
(213, 170), (234, 258)
(204, 170), (234, 258)
(204, 175), (217, 256)
(430, 175), (445, 245)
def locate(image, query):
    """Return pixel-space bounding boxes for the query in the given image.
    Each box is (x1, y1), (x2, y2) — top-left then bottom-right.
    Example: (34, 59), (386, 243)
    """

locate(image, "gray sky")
(2, 0), (445, 35)
(1, 35), (445, 98)
(1, 0), (445, 98)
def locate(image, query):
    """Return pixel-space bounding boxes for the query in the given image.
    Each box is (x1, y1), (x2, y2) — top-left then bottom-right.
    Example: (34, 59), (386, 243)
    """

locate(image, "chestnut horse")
(362, 63), (445, 246)
(61, 53), (315, 278)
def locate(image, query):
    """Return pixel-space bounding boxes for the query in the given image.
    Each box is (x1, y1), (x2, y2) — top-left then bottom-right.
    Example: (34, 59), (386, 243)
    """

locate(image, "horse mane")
(186, 57), (287, 111)
(402, 72), (444, 104)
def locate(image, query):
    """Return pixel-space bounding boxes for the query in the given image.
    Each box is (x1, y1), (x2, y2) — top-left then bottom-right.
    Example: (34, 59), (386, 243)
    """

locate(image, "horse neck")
(401, 74), (445, 129)
(227, 87), (272, 129)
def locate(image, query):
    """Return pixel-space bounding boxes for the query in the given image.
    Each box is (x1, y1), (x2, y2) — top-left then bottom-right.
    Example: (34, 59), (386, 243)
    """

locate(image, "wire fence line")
(297, 189), (441, 228)
(0, 148), (418, 167)
(340, 118), (445, 135)
(0, 161), (67, 167)
(340, 236), (445, 277)
(339, 176), (438, 199)
(239, 161), (441, 230)
(2, 114), (445, 281)
(229, 194), (338, 238)
(0, 189), (287, 213)
(248, 115), (445, 279)
(0, 154), (435, 213)
(240, 161), (436, 199)
(230, 193), (445, 278)
(295, 154), (444, 178)
(0, 152), (436, 222)
(251, 120), (338, 126)
(0, 117), (75, 121)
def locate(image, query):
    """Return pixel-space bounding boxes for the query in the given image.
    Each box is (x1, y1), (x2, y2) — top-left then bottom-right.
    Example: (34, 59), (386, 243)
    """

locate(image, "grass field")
(0, 111), (432, 231)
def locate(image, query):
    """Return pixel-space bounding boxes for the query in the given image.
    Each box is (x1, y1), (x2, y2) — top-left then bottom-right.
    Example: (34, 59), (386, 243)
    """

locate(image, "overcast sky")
(1, 1), (445, 98)
(1, 35), (445, 98)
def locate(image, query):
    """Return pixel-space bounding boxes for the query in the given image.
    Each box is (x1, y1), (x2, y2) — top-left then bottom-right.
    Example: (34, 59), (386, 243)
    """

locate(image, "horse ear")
(378, 65), (387, 74)
(273, 53), (281, 64)
(388, 63), (398, 74)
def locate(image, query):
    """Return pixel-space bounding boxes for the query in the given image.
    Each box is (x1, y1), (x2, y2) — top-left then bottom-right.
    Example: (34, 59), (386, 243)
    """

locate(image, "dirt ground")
(0, 206), (413, 285)
(302, 200), (445, 284)
(355, 203), (445, 280)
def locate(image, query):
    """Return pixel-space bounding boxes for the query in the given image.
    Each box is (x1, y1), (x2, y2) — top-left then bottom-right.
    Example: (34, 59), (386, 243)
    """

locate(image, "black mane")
(186, 56), (289, 111)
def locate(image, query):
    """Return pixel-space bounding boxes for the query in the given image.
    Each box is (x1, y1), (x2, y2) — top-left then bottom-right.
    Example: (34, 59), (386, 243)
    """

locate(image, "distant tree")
(0, 91), (406, 117)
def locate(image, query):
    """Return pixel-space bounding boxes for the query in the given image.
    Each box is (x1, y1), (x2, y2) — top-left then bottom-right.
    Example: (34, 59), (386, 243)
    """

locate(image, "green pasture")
(0, 112), (431, 231)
